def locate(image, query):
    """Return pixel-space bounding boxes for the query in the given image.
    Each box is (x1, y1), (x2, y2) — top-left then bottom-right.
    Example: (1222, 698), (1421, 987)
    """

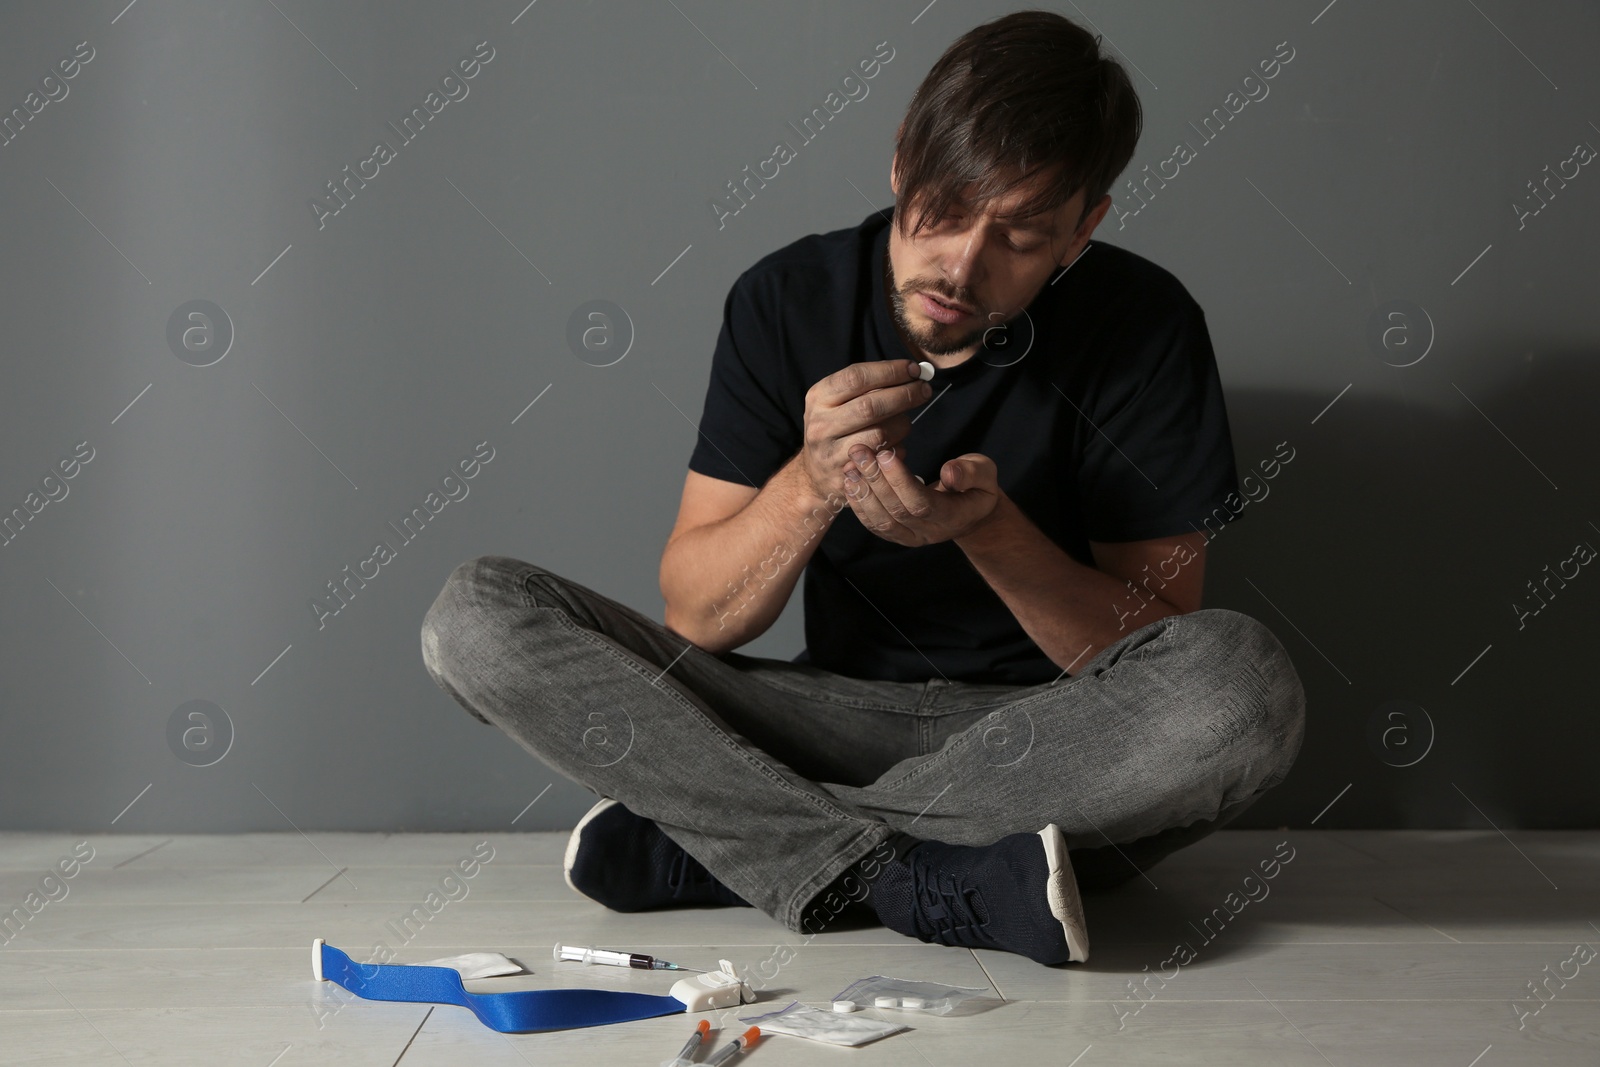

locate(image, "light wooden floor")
(2, 829), (1596, 1065)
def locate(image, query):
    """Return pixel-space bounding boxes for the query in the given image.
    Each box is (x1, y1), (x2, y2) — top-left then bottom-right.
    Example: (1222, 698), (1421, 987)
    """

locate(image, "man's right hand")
(800, 359), (933, 503)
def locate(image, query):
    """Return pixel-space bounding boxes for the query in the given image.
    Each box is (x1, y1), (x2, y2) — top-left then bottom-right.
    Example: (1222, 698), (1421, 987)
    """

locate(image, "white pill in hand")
(916, 361), (936, 381)
(832, 1000), (859, 1013)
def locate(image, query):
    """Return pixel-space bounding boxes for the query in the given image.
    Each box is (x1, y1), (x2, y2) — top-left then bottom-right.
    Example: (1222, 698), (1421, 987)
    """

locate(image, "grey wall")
(2, 0), (1595, 834)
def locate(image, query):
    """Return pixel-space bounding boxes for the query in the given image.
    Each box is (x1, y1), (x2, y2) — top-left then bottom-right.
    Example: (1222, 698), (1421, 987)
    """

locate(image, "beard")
(883, 247), (992, 356)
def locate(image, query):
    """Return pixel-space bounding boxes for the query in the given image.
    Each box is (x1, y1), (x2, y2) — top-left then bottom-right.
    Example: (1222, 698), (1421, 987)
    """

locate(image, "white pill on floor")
(832, 1000), (859, 1013)
(901, 996), (927, 1010)
(874, 995), (899, 1008)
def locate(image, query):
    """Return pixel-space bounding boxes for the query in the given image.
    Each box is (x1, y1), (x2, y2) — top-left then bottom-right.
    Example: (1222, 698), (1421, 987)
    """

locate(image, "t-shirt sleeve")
(1075, 286), (1241, 542)
(686, 270), (801, 489)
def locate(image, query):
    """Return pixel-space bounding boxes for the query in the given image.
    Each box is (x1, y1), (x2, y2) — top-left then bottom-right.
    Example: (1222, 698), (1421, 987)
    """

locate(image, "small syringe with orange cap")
(705, 1026), (760, 1066)
(662, 1019), (711, 1067)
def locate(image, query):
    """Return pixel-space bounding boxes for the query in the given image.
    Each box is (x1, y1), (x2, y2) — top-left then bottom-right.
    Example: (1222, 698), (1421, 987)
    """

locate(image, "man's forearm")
(954, 492), (1181, 674)
(661, 453), (843, 651)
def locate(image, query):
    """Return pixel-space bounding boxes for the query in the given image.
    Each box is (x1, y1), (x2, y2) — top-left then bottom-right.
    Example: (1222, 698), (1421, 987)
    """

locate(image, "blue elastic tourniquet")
(317, 941), (687, 1032)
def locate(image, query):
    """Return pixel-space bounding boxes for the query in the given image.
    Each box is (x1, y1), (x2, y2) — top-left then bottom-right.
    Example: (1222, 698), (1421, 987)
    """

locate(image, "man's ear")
(1076, 196), (1112, 239)
(1055, 195), (1113, 267)
(1082, 194), (1113, 235)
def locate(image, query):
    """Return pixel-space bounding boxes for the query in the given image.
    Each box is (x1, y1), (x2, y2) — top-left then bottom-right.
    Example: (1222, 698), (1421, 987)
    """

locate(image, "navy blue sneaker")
(563, 798), (751, 912)
(869, 823), (1089, 965)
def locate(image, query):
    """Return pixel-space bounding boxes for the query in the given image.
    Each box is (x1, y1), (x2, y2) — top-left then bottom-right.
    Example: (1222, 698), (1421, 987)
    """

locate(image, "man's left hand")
(842, 444), (1002, 547)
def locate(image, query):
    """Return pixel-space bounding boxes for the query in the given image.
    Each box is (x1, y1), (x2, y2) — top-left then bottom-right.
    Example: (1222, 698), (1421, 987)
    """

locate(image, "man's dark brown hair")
(892, 8), (1141, 243)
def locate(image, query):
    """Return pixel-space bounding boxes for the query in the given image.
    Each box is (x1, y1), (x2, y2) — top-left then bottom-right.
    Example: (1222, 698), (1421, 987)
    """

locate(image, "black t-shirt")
(687, 207), (1240, 685)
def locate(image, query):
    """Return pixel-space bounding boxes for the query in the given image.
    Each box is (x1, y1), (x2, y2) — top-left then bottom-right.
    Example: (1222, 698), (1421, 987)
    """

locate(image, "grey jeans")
(420, 555), (1306, 933)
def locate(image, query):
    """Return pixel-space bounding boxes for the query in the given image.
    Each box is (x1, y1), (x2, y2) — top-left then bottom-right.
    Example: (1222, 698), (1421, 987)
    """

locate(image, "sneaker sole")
(563, 797), (618, 895)
(1038, 823), (1091, 963)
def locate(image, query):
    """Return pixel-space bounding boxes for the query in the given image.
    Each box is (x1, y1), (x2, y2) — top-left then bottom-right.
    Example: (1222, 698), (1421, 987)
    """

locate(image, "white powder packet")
(739, 1001), (908, 1047)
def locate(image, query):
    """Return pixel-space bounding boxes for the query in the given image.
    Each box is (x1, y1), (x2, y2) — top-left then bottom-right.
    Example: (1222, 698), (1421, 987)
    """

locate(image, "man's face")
(885, 159), (1108, 362)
